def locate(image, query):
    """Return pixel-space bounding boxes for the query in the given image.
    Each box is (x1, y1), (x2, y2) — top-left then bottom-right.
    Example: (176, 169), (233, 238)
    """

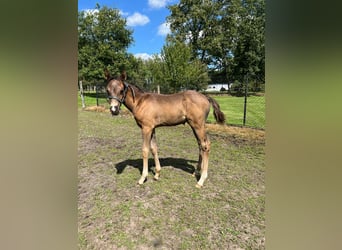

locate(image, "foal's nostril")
(110, 106), (120, 115)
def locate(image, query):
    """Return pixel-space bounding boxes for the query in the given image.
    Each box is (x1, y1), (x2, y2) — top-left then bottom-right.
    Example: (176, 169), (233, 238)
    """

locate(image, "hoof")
(153, 175), (159, 181)
(195, 183), (203, 189)
(138, 178), (146, 185)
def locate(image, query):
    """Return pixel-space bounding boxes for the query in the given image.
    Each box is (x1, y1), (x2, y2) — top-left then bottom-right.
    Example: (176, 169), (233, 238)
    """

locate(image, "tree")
(167, 0), (221, 65)
(231, 0), (265, 84)
(143, 55), (166, 92)
(78, 5), (133, 83)
(167, 0), (265, 86)
(159, 41), (209, 93)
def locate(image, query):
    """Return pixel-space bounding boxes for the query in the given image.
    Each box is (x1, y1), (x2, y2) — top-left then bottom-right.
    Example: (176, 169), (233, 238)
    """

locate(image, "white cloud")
(126, 12), (150, 26)
(119, 10), (129, 17)
(134, 53), (153, 61)
(157, 22), (171, 36)
(148, 0), (172, 9)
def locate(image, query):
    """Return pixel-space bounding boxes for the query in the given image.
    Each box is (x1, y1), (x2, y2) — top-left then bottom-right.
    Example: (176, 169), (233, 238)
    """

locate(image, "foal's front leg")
(150, 129), (161, 180)
(138, 127), (152, 185)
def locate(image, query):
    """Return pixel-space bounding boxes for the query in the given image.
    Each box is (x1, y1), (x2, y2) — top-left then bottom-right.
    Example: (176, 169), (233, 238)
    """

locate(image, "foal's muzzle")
(110, 105), (120, 116)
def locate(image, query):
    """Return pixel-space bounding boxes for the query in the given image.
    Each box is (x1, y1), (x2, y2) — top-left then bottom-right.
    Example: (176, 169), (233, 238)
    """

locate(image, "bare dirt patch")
(84, 105), (109, 112)
(206, 123), (265, 146)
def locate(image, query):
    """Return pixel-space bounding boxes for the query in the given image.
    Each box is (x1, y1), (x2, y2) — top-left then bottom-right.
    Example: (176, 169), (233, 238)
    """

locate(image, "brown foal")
(106, 72), (225, 188)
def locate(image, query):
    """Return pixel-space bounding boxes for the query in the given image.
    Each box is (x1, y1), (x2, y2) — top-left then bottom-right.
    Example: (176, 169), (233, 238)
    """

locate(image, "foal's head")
(106, 71), (127, 116)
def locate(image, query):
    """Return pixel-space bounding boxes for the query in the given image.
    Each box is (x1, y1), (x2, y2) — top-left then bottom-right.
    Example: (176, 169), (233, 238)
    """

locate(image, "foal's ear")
(120, 71), (127, 81)
(104, 69), (111, 80)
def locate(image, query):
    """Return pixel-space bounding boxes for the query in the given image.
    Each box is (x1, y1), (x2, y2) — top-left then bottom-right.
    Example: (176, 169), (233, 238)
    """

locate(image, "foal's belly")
(155, 111), (187, 126)
(134, 101), (187, 127)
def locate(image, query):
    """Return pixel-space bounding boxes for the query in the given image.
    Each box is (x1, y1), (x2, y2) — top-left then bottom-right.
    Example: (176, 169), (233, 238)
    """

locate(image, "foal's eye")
(120, 90), (124, 95)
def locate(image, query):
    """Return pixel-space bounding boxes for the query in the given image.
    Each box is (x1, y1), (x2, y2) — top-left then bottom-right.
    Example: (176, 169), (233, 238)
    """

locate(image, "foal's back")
(133, 90), (210, 128)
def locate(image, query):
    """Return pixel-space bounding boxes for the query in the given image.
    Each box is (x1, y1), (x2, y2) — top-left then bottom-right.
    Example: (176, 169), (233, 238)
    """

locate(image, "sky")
(78, 0), (178, 60)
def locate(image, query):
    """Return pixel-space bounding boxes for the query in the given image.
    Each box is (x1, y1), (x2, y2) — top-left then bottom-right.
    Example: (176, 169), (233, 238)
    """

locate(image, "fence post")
(243, 76), (248, 126)
(79, 80), (86, 109)
(96, 84), (99, 106)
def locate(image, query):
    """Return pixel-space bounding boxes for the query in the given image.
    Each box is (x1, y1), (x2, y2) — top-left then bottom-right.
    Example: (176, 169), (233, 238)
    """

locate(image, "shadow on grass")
(115, 157), (197, 176)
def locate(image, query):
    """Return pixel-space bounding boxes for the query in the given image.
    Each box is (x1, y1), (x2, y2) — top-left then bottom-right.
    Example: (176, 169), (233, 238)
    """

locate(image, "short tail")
(207, 96), (226, 125)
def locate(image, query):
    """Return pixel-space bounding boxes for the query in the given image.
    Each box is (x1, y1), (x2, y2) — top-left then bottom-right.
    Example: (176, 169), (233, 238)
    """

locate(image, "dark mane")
(106, 76), (118, 84)
(128, 83), (145, 93)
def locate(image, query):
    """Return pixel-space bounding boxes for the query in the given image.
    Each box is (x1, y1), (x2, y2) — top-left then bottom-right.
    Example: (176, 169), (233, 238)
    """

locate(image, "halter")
(107, 82), (135, 105)
(107, 82), (129, 105)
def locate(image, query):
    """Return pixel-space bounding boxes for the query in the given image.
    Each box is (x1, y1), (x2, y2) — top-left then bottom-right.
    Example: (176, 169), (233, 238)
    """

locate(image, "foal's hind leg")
(192, 139), (202, 177)
(197, 138), (210, 188)
(190, 124), (211, 188)
(150, 129), (161, 180)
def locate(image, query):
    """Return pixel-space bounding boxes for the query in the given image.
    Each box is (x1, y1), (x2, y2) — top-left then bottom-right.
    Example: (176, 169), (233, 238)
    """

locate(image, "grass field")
(78, 109), (265, 249)
(78, 92), (265, 129)
(206, 95), (265, 129)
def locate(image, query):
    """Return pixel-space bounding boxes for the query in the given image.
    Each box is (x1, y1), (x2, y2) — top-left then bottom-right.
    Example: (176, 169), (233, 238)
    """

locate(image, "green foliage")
(78, 5), (134, 82)
(143, 41), (209, 93)
(167, 0), (265, 84)
(144, 54), (166, 91)
(77, 2), (265, 94)
(231, 0), (265, 82)
(160, 41), (209, 92)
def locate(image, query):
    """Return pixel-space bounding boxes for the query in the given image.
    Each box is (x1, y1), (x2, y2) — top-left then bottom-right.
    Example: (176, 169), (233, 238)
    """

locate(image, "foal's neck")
(123, 84), (142, 113)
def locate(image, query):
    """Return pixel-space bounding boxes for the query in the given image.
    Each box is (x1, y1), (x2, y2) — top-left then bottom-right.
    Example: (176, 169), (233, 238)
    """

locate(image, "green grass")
(207, 95), (265, 129)
(78, 91), (105, 107)
(78, 110), (265, 249)
(78, 91), (265, 128)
